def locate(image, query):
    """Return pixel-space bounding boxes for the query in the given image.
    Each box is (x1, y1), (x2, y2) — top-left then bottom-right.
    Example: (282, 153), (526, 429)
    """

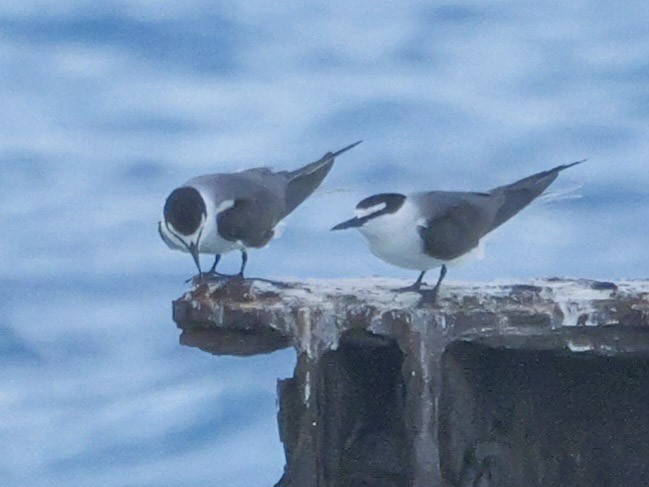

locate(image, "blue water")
(2, 2), (649, 486)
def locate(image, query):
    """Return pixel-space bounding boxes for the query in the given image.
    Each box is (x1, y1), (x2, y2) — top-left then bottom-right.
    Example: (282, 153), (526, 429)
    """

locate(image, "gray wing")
(189, 172), (288, 248)
(487, 160), (584, 232)
(235, 162), (334, 218)
(191, 156), (332, 223)
(413, 191), (502, 261)
(218, 172), (288, 248)
(187, 142), (360, 245)
(282, 152), (337, 216)
(283, 141), (361, 216)
(413, 161), (584, 260)
(217, 197), (279, 247)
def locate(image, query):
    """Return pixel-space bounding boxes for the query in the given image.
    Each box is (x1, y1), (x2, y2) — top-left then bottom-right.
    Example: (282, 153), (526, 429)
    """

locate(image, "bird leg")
(185, 255), (227, 283)
(233, 251), (291, 287)
(419, 265), (447, 304)
(183, 250), (288, 288)
(237, 250), (248, 278)
(188, 251), (249, 283)
(201, 254), (231, 280)
(392, 271), (426, 292)
(208, 254), (222, 274)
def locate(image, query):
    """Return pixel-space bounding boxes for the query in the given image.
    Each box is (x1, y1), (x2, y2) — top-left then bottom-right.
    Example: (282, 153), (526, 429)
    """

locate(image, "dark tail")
(488, 159), (585, 232)
(284, 140), (362, 215)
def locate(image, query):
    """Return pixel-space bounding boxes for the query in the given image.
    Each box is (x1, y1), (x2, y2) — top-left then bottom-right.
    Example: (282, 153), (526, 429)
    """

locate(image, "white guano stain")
(566, 340), (594, 353)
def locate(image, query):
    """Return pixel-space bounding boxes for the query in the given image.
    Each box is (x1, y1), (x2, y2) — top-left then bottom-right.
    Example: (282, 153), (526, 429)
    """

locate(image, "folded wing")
(415, 192), (501, 261)
(487, 160), (584, 232)
(415, 160), (584, 261)
(284, 141), (362, 216)
(217, 197), (279, 248)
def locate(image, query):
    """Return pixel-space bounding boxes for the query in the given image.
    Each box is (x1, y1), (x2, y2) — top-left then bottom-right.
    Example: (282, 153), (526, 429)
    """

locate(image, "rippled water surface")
(2, 1), (649, 485)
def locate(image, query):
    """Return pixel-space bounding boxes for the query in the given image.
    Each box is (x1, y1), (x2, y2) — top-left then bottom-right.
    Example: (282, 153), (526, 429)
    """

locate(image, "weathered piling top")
(173, 278), (649, 358)
(172, 279), (649, 487)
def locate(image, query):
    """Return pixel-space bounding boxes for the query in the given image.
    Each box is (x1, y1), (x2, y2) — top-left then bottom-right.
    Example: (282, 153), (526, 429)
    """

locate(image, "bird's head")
(160, 186), (207, 273)
(331, 193), (406, 231)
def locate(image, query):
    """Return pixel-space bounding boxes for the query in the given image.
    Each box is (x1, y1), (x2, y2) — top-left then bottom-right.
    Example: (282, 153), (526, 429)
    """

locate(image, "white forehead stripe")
(215, 199), (235, 214)
(354, 202), (387, 218)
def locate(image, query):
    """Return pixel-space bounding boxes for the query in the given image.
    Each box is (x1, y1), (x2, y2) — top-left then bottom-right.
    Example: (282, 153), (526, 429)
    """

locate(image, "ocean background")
(2, 1), (648, 485)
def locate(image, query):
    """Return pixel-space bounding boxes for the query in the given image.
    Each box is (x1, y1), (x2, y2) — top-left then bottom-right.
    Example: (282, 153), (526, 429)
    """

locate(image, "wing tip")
(329, 140), (363, 158)
(557, 158), (587, 172)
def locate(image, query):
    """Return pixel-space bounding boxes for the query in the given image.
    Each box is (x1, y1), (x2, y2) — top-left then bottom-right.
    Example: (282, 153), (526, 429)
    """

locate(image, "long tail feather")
(536, 182), (583, 205)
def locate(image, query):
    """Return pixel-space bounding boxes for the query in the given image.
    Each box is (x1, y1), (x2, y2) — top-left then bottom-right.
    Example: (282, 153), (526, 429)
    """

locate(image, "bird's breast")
(358, 201), (444, 270)
(199, 216), (244, 254)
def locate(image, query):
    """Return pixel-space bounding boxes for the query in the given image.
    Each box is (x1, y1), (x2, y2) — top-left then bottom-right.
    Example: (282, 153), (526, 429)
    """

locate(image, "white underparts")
(357, 199), (444, 270)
